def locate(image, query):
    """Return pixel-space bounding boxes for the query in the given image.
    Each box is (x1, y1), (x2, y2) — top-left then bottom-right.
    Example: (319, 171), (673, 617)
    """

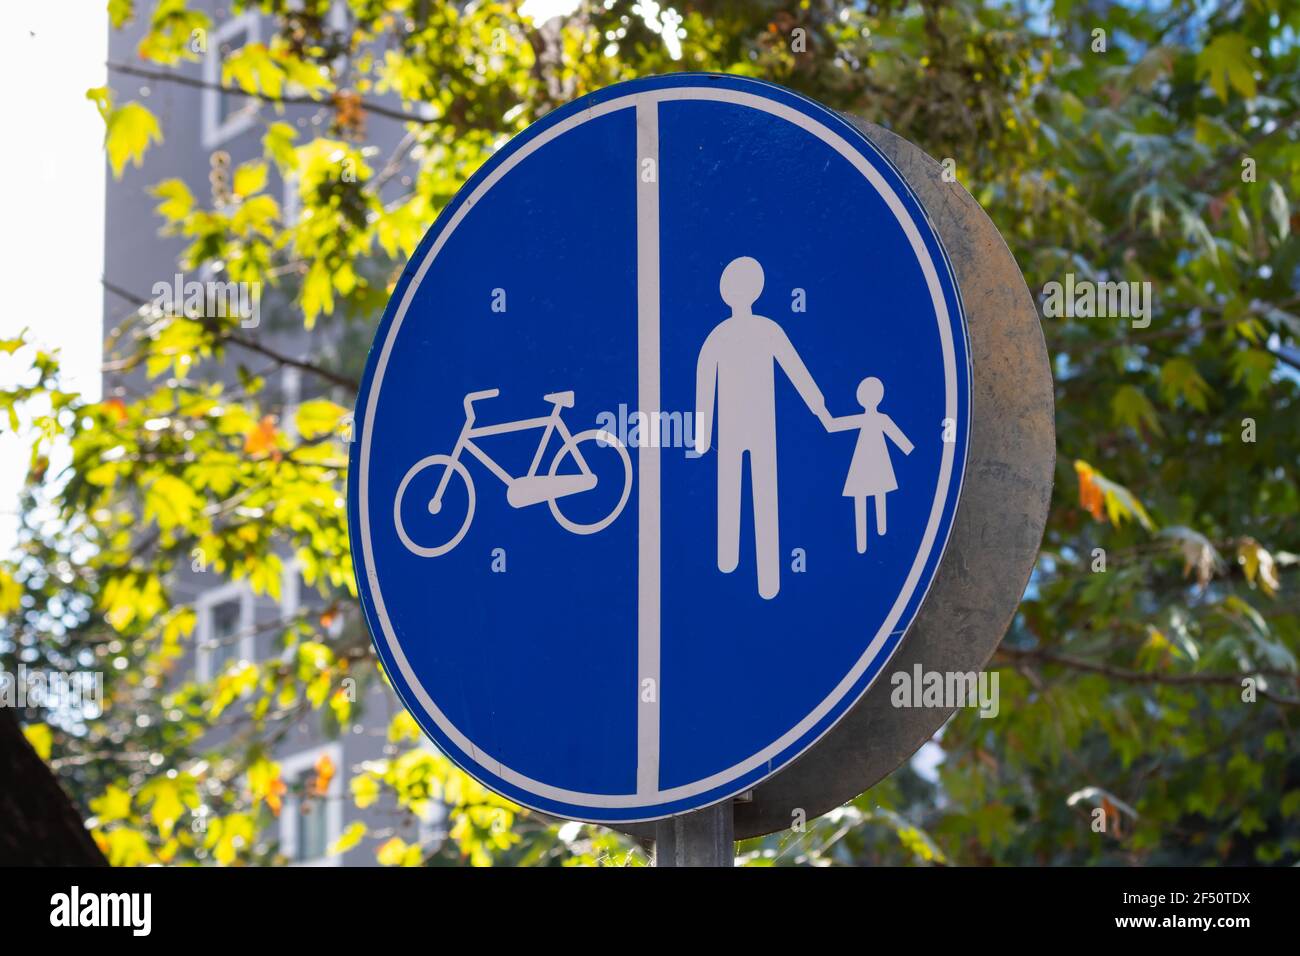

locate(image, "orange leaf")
(266, 776), (287, 817)
(1075, 461), (1104, 521)
(1101, 796), (1123, 837)
(244, 415), (279, 455)
(104, 398), (128, 423)
(312, 752), (335, 796)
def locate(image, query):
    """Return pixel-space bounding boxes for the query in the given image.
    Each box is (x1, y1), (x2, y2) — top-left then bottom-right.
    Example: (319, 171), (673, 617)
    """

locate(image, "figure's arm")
(694, 335), (718, 454)
(824, 413), (865, 433)
(771, 327), (826, 422)
(883, 415), (914, 454)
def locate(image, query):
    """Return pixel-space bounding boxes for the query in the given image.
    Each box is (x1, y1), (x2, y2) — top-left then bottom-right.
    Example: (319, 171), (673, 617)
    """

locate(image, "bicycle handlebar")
(463, 388), (500, 418)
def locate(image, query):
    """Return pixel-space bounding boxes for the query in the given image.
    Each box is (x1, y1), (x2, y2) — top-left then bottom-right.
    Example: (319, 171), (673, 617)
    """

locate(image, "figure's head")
(720, 256), (764, 313)
(856, 376), (884, 409)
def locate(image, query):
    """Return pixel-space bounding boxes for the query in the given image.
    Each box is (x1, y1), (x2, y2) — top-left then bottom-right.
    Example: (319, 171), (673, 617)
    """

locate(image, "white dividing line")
(635, 97), (661, 797)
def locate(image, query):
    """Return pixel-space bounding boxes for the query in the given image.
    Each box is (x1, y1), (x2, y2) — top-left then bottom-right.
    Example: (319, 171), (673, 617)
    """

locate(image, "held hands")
(816, 404), (833, 431)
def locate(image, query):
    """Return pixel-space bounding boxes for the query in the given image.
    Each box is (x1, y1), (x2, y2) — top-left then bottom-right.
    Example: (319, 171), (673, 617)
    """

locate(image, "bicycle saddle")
(543, 390), (575, 408)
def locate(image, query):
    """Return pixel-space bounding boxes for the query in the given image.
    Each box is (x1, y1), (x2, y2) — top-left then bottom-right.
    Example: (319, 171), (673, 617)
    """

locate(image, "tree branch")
(101, 279), (359, 392)
(996, 645), (1300, 706)
(107, 60), (434, 127)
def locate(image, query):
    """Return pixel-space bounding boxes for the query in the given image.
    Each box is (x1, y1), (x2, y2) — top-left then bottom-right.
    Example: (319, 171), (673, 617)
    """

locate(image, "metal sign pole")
(653, 801), (735, 867)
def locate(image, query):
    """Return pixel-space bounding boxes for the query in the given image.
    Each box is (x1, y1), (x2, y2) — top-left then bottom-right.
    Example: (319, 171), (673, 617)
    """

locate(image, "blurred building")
(101, 1), (440, 865)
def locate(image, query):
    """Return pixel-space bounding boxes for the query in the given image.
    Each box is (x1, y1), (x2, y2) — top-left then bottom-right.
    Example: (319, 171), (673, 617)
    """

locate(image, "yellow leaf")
(247, 758), (287, 816)
(104, 101), (163, 178)
(91, 784), (133, 824)
(100, 827), (156, 866)
(376, 836), (423, 866)
(233, 160), (268, 197)
(263, 121), (299, 170)
(376, 836), (407, 866)
(0, 567), (21, 614)
(1238, 537), (1280, 597)
(295, 399), (347, 440)
(149, 178), (195, 222)
(388, 711), (421, 744)
(1073, 459), (1154, 531)
(23, 723), (53, 761)
(145, 474), (203, 531)
(329, 821), (367, 856)
(140, 776), (190, 839)
(302, 260), (334, 328)
(207, 812), (255, 865)
(330, 686), (352, 725)
(351, 773), (380, 809)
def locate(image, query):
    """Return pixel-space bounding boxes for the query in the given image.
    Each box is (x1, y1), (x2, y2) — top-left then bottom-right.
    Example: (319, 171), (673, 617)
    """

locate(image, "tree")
(1, 0), (1298, 866)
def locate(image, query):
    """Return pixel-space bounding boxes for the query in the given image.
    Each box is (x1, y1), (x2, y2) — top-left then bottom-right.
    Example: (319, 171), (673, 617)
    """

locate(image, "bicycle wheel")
(547, 430), (632, 534)
(393, 454), (475, 557)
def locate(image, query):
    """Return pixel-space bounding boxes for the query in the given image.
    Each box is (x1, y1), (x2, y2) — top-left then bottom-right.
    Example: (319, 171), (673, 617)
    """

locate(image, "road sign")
(349, 74), (971, 823)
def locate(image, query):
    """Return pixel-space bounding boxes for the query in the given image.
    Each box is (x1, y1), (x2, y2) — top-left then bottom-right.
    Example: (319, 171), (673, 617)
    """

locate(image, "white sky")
(0, 11), (107, 553)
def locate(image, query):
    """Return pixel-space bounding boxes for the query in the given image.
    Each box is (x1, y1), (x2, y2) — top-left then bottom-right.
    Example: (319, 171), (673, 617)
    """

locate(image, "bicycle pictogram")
(393, 388), (633, 557)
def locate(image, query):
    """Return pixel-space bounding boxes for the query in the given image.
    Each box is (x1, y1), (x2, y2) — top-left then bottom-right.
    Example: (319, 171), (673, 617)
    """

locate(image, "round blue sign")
(349, 74), (971, 823)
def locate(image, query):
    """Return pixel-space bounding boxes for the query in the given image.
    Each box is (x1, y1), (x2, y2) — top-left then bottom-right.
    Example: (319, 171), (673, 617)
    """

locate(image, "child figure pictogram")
(824, 377), (914, 553)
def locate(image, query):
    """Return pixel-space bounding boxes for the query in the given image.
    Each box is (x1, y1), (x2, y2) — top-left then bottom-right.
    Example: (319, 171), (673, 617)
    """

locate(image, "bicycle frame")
(430, 398), (593, 508)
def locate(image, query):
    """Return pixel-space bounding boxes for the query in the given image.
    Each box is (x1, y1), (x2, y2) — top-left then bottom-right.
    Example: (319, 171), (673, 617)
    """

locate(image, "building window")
(293, 772), (329, 861)
(281, 171), (301, 226)
(279, 744), (344, 866)
(202, 12), (261, 149)
(207, 598), (241, 675)
(195, 581), (254, 682)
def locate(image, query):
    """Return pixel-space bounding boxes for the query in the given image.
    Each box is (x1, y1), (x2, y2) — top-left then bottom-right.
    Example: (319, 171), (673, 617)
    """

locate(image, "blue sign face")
(349, 75), (971, 823)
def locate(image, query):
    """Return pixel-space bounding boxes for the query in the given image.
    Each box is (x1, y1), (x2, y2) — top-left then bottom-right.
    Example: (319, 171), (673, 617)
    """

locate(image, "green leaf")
(1196, 33), (1260, 102)
(1230, 349), (1274, 398)
(1111, 384), (1163, 435)
(1158, 357), (1210, 411)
